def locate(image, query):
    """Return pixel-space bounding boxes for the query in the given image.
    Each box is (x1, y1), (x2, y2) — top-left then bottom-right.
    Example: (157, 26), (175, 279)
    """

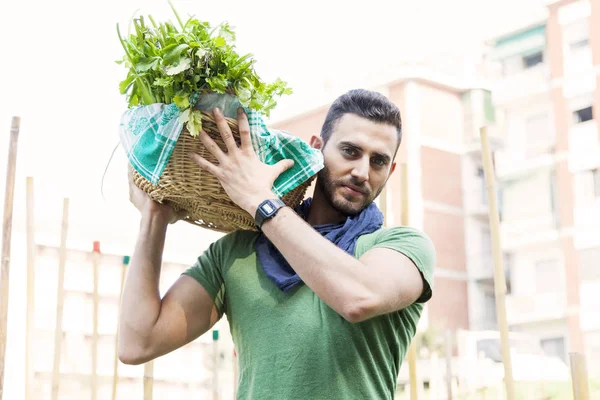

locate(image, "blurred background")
(0, 0), (599, 398)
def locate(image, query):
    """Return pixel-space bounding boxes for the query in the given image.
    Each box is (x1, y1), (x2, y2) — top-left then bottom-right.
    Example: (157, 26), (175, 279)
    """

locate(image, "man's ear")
(389, 161), (397, 176)
(310, 135), (324, 150)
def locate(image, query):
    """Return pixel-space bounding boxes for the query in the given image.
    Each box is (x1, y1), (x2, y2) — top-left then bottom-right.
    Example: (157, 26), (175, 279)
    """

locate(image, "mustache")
(337, 179), (369, 195)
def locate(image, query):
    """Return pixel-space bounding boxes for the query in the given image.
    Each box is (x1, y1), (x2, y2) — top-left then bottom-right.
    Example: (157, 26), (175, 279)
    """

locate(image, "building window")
(523, 51), (543, 68)
(579, 247), (600, 282)
(535, 259), (562, 293)
(575, 168), (600, 204)
(525, 112), (553, 156)
(483, 292), (497, 322)
(484, 90), (496, 123)
(477, 167), (487, 205)
(570, 38), (589, 51)
(573, 106), (593, 124)
(541, 337), (566, 363)
(550, 171), (560, 228)
(563, 19), (590, 53)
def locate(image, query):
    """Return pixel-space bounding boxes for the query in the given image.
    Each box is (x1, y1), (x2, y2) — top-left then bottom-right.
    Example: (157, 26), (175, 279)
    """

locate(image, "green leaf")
(173, 94), (190, 109)
(136, 57), (159, 72)
(163, 43), (189, 64)
(206, 75), (228, 93)
(116, 2), (293, 113)
(187, 109), (203, 137)
(119, 73), (135, 94)
(153, 77), (173, 87)
(164, 57), (191, 75)
(214, 36), (226, 47)
(179, 107), (191, 124)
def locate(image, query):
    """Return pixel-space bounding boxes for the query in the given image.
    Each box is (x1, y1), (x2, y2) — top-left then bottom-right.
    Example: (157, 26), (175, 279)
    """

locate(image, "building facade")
(486, 0), (600, 375)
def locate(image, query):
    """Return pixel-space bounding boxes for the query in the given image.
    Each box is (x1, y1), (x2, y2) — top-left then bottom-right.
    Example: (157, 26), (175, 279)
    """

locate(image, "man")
(119, 89), (436, 399)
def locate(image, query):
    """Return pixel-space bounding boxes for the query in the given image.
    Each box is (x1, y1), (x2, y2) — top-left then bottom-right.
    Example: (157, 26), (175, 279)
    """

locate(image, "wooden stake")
(111, 255), (129, 400)
(400, 162), (408, 227)
(25, 177), (35, 400)
(399, 163), (419, 400)
(143, 361), (154, 400)
(445, 329), (453, 400)
(570, 352), (590, 400)
(51, 198), (70, 400)
(212, 330), (219, 400)
(91, 241), (101, 400)
(0, 116), (20, 400)
(233, 349), (238, 400)
(479, 127), (515, 400)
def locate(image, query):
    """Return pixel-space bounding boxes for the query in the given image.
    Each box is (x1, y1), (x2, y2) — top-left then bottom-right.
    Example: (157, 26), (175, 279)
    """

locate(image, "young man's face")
(312, 113), (398, 216)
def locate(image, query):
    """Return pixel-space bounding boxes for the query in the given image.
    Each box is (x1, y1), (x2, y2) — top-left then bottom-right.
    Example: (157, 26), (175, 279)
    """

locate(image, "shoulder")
(357, 226), (436, 302)
(358, 226), (435, 255)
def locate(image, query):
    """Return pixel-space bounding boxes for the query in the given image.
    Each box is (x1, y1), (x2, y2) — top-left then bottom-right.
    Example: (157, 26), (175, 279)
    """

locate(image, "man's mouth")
(341, 184), (366, 196)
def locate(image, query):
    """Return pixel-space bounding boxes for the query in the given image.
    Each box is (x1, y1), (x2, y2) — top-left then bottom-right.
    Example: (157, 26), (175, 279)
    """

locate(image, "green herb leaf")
(116, 3), (292, 116)
(173, 94), (190, 109)
(187, 109), (203, 137)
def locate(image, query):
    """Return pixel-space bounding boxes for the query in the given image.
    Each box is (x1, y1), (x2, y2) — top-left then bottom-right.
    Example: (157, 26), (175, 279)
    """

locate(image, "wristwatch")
(254, 198), (286, 230)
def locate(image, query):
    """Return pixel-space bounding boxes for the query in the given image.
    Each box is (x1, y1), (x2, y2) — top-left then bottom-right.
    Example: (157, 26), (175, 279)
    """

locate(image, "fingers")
(198, 129), (226, 163)
(237, 107), (253, 151)
(212, 108), (237, 153)
(275, 159), (295, 175)
(188, 152), (220, 177)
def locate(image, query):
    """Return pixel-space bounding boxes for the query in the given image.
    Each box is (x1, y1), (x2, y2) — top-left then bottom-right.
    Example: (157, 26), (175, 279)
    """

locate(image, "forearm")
(119, 212), (169, 351)
(261, 207), (379, 321)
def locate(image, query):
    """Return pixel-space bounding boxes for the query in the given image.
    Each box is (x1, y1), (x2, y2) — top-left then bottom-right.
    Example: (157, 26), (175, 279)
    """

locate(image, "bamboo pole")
(25, 177), (35, 400)
(570, 352), (590, 400)
(143, 361), (154, 400)
(233, 349), (238, 400)
(212, 329), (219, 400)
(445, 329), (453, 400)
(0, 116), (20, 400)
(399, 163), (419, 400)
(479, 127), (515, 400)
(51, 198), (70, 400)
(111, 255), (129, 400)
(91, 241), (100, 400)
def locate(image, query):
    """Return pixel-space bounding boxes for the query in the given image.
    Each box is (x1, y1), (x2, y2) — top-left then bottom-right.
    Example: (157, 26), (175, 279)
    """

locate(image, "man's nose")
(351, 158), (369, 183)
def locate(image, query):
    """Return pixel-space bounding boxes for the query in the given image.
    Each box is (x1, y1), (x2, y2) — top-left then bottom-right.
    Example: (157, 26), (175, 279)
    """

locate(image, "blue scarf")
(256, 197), (384, 292)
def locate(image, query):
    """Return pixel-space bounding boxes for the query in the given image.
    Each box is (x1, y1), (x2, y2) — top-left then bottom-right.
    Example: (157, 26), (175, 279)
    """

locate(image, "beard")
(316, 165), (383, 217)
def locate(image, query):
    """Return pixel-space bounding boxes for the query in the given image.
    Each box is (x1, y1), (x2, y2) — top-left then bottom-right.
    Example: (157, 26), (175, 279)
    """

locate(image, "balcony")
(500, 214), (559, 250)
(491, 64), (550, 105)
(464, 189), (490, 219)
(569, 120), (600, 173)
(470, 254), (495, 282)
(469, 253), (512, 285)
(506, 292), (567, 326)
(574, 199), (600, 249)
(494, 147), (557, 180)
(464, 125), (504, 156)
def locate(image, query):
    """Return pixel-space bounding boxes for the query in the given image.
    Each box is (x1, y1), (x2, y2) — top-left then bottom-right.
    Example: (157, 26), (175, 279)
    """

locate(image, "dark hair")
(320, 89), (402, 150)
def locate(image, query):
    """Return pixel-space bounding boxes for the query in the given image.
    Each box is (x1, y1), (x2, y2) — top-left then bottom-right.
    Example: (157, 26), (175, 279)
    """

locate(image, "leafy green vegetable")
(116, 1), (293, 136)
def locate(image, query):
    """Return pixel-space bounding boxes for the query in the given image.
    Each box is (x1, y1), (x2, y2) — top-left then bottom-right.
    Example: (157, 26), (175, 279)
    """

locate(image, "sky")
(0, 0), (549, 252)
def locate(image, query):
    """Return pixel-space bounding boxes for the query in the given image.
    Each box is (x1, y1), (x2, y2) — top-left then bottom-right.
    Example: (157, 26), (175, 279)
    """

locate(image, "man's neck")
(306, 186), (347, 226)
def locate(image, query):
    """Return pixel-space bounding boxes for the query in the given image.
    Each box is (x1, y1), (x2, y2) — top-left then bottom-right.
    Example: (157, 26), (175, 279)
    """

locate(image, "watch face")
(261, 202), (275, 214)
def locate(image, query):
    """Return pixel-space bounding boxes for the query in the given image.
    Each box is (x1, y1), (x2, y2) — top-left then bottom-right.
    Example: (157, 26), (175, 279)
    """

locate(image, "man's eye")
(372, 158), (386, 166)
(342, 148), (356, 156)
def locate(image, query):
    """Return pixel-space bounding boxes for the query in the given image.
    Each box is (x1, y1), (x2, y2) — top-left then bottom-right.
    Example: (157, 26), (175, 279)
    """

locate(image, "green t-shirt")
(183, 226), (435, 400)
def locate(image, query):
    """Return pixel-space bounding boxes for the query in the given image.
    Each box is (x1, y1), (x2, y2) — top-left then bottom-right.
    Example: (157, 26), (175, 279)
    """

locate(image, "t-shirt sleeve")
(371, 227), (436, 303)
(181, 234), (229, 317)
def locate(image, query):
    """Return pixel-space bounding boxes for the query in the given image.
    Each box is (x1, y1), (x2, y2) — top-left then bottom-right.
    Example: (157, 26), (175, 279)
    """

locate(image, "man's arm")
(119, 170), (219, 365)
(187, 108), (430, 324)
(260, 207), (425, 322)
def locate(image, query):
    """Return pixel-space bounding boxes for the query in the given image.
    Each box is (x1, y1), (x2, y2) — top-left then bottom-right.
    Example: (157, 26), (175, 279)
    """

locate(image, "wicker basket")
(131, 110), (314, 233)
